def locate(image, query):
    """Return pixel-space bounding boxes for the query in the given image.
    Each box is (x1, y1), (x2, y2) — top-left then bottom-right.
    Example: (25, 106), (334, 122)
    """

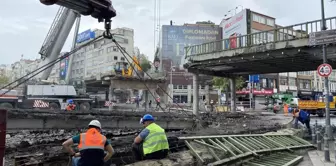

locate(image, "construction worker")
(132, 114), (169, 161)
(292, 107), (312, 135)
(62, 120), (114, 166)
(66, 99), (76, 111)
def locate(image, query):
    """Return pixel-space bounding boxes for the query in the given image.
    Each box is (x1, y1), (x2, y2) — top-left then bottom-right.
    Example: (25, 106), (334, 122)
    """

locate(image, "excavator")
(115, 56), (142, 77)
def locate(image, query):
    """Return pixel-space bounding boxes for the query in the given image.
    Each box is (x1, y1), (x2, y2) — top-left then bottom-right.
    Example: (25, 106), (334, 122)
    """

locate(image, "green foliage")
(0, 75), (9, 86)
(140, 59), (152, 72)
(212, 76), (245, 92)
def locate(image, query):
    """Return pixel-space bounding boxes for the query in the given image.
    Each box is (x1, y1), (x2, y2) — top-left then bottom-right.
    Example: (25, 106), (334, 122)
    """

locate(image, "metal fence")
(185, 16), (336, 58)
(179, 134), (314, 165)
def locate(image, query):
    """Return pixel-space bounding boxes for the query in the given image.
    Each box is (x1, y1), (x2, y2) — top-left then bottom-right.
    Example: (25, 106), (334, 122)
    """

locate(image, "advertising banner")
(76, 29), (95, 43)
(161, 25), (221, 65)
(220, 9), (248, 49)
(59, 56), (69, 80)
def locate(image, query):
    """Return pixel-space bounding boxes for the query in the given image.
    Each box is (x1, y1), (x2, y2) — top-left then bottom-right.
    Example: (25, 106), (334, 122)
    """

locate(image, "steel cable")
(111, 36), (192, 116)
(0, 36), (103, 96)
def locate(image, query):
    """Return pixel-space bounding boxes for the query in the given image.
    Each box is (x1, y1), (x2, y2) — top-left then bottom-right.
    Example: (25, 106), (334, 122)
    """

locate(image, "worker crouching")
(292, 107), (312, 135)
(132, 114), (169, 161)
(62, 120), (114, 166)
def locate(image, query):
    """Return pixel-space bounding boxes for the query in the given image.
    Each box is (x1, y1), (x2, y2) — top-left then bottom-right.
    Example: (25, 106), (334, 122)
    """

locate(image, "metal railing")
(179, 134), (314, 165)
(185, 16), (336, 58)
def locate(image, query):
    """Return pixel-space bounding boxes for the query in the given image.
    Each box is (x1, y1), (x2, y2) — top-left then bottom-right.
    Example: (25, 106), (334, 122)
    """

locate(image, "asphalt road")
(310, 114), (336, 126)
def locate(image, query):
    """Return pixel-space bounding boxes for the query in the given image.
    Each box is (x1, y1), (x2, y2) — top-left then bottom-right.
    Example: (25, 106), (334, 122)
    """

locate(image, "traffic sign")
(317, 63), (333, 77)
(309, 29), (336, 46)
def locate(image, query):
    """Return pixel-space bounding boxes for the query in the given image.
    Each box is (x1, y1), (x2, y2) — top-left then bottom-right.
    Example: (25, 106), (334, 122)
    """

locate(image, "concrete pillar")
(109, 82), (114, 111)
(187, 85), (192, 106)
(230, 78), (236, 112)
(145, 90), (149, 110)
(205, 85), (210, 105)
(193, 73), (199, 116)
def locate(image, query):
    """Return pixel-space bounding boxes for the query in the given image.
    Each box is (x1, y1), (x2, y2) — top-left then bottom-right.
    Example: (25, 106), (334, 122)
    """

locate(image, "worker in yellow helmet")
(132, 114), (169, 161)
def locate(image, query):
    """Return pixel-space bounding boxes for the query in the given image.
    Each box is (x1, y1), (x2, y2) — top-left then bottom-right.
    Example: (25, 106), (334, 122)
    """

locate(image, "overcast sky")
(1, 0), (336, 65)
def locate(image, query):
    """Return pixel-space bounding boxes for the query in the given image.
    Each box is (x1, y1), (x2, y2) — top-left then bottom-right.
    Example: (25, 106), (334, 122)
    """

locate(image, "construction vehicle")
(272, 91), (336, 117)
(114, 56), (141, 77)
(0, 1), (117, 110)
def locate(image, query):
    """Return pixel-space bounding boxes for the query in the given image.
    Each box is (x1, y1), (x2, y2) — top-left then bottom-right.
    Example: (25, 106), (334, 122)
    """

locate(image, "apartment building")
(68, 27), (134, 86)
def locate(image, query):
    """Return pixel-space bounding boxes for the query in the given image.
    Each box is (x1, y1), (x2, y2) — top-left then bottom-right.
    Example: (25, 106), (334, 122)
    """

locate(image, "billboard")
(161, 25), (221, 65)
(220, 9), (248, 49)
(59, 56), (69, 80)
(76, 29), (95, 43)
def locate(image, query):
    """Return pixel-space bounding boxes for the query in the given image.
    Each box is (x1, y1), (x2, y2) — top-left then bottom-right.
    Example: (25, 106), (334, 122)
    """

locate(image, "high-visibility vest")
(142, 123), (169, 155)
(78, 128), (106, 151)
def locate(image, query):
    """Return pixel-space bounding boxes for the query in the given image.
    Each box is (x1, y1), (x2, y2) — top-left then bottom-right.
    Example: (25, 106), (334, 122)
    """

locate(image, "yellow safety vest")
(142, 123), (169, 155)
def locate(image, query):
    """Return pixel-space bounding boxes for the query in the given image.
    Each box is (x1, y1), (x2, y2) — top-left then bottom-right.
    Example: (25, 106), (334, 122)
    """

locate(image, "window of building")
(200, 85), (205, 89)
(266, 18), (275, 26)
(183, 85), (188, 89)
(80, 68), (84, 73)
(280, 78), (287, 85)
(98, 49), (103, 55)
(107, 47), (112, 53)
(114, 56), (118, 60)
(173, 85), (177, 89)
(121, 57), (125, 61)
(289, 78), (296, 86)
(178, 85), (183, 89)
(112, 46), (118, 52)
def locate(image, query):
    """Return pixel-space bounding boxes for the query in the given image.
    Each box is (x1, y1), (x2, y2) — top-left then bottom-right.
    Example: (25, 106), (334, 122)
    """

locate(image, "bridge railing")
(185, 16), (336, 58)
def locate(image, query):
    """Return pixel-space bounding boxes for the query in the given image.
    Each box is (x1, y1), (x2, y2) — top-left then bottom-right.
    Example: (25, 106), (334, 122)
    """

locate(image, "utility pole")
(320, 0), (331, 161)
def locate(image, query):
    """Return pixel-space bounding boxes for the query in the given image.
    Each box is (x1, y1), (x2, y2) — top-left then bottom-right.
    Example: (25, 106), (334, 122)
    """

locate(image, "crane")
(0, 1), (117, 110)
(39, 0), (117, 80)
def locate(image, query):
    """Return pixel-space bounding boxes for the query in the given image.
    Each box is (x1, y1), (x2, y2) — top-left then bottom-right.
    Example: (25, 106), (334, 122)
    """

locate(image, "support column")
(193, 73), (199, 116)
(187, 85), (192, 106)
(109, 82), (114, 111)
(145, 90), (149, 110)
(230, 78), (236, 112)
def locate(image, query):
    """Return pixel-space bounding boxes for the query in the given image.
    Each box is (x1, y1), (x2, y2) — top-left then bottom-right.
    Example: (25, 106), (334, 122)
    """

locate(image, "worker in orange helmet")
(62, 120), (114, 166)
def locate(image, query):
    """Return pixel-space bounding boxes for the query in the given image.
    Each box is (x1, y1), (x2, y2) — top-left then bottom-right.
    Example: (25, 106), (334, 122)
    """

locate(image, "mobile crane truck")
(0, 0), (117, 111)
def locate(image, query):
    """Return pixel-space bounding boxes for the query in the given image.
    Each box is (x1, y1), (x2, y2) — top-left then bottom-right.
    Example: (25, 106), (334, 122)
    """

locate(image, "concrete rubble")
(4, 111), (294, 165)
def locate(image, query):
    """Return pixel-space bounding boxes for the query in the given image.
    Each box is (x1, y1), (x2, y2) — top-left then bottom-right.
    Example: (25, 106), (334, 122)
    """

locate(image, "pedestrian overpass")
(184, 16), (336, 77)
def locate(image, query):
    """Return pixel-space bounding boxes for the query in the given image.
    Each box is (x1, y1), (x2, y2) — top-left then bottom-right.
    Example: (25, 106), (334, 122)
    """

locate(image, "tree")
(0, 75), (9, 87)
(212, 76), (245, 92)
(140, 59), (152, 73)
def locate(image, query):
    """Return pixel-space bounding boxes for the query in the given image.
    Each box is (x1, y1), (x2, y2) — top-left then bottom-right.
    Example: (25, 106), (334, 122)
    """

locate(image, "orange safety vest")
(78, 128), (107, 151)
(66, 104), (76, 111)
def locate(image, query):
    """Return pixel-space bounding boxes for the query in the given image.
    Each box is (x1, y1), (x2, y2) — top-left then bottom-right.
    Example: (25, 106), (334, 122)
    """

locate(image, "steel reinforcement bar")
(178, 134), (314, 166)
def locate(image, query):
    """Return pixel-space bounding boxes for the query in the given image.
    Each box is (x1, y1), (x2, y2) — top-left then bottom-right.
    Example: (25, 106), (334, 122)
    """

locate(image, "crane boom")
(39, 8), (78, 80)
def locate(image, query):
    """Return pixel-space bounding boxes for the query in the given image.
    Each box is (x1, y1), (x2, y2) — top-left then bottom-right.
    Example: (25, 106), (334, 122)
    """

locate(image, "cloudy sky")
(1, 0), (336, 64)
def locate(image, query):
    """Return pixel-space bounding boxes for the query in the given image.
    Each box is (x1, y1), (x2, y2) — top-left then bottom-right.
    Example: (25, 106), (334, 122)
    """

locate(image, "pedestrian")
(156, 97), (161, 109)
(149, 100), (152, 108)
(132, 114), (169, 161)
(292, 107), (311, 135)
(62, 120), (114, 166)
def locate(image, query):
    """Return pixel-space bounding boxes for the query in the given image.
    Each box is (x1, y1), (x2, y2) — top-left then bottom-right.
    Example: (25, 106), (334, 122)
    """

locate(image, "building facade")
(68, 27), (134, 87)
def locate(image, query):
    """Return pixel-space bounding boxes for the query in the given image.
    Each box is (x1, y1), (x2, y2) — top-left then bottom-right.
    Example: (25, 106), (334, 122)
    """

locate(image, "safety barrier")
(243, 152), (303, 166)
(178, 134), (314, 166)
(185, 16), (336, 58)
(0, 109), (7, 166)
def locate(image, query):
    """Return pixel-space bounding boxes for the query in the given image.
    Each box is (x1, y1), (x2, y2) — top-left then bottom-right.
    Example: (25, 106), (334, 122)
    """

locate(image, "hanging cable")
(0, 36), (103, 96)
(111, 36), (191, 115)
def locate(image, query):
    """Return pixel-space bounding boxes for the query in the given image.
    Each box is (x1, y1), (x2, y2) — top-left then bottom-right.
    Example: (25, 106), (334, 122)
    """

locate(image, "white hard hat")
(88, 120), (102, 129)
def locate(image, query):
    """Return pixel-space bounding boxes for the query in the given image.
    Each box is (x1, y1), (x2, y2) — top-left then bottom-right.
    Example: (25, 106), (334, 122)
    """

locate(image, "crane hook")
(103, 19), (112, 39)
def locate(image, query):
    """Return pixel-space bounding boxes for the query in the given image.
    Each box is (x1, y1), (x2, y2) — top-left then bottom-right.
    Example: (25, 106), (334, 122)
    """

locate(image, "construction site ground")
(4, 109), (315, 166)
